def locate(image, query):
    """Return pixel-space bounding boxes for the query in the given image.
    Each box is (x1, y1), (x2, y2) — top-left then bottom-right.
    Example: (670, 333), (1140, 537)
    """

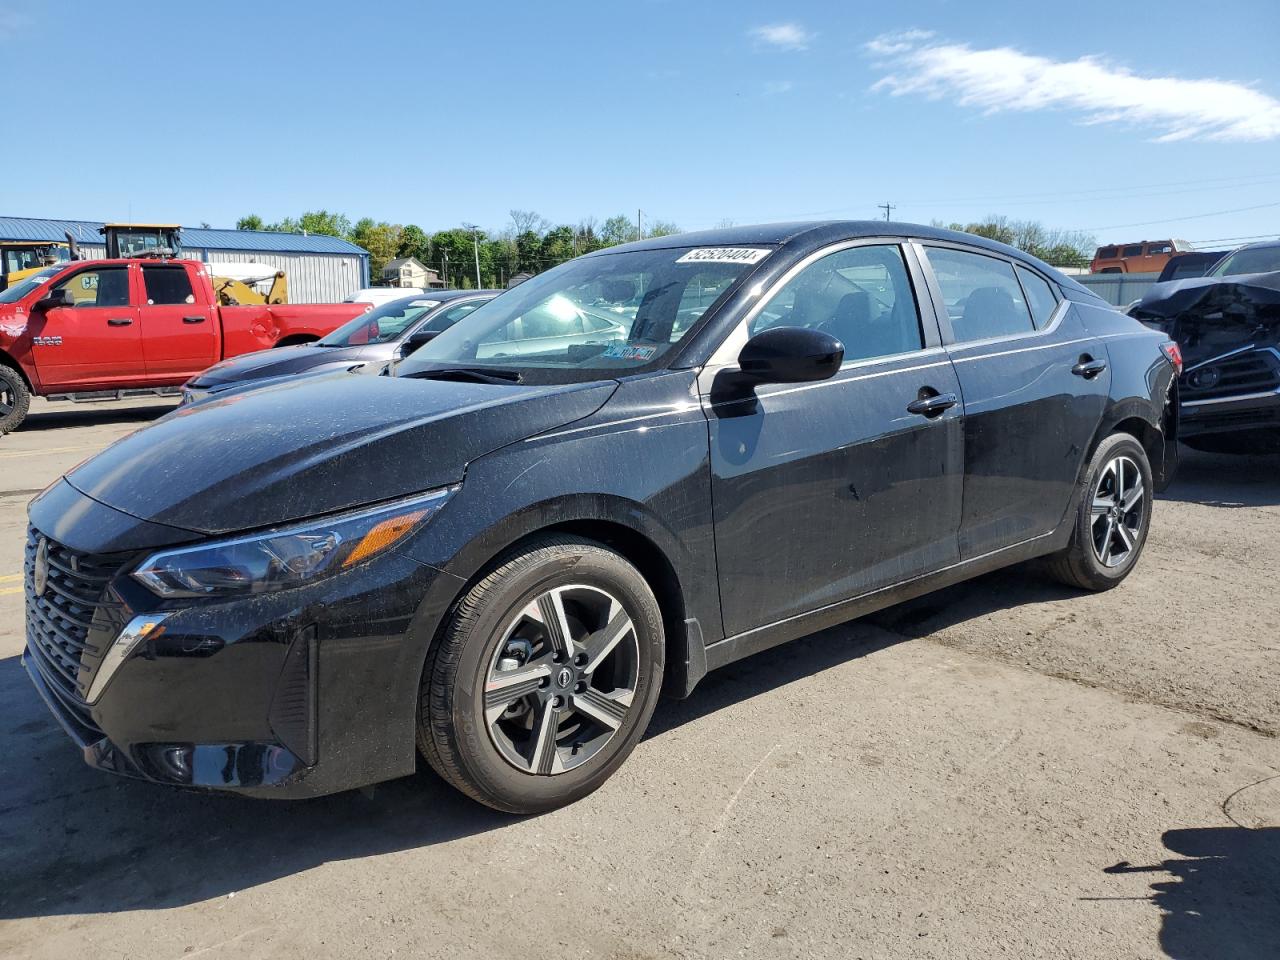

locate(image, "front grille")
(24, 526), (133, 742)
(1183, 348), (1280, 402)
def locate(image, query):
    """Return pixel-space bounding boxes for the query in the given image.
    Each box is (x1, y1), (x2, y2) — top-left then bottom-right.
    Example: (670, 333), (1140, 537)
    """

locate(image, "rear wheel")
(0, 366), (30, 436)
(1044, 432), (1153, 591)
(418, 535), (665, 814)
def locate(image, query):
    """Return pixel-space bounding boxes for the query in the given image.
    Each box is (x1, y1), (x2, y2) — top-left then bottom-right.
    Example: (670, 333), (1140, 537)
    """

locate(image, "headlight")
(132, 487), (456, 598)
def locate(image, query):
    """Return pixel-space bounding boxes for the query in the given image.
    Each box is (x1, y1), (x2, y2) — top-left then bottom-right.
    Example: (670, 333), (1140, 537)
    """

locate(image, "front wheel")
(0, 366), (31, 436)
(418, 535), (665, 814)
(1044, 432), (1153, 591)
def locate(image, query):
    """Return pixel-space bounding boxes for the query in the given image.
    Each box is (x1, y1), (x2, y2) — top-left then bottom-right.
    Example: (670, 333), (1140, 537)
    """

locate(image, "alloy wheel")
(483, 584), (639, 775)
(1090, 454), (1144, 568)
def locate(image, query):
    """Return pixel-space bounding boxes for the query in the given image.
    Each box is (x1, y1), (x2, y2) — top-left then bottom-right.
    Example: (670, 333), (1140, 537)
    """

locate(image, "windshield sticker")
(676, 248), (770, 265)
(602, 342), (658, 362)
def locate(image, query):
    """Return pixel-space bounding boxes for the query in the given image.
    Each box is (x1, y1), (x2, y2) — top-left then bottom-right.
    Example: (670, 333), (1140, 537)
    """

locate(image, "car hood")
(1131, 271), (1280, 368)
(190, 343), (394, 387)
(67, 373), (618, 535)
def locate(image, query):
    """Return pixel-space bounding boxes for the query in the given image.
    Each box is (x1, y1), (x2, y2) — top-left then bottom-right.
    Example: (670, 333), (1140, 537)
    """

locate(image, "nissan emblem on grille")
(32, 537), (49, 599)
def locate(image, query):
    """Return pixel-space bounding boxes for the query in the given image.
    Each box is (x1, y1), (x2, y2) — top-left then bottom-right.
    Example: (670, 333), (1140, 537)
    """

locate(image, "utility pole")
(878, 203), (895, 222)
(637, 209), (643, 241)
(463, 223), (482, 289)
(442, 249), (449, 289)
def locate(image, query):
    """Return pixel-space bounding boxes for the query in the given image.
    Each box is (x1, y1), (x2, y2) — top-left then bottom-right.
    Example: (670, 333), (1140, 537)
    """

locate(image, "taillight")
(1160, 341), (1183, 375)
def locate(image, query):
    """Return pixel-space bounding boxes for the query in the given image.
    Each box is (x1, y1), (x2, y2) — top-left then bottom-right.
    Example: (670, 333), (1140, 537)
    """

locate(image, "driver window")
(751, 245), (924, 362)
(51, 267), (131, 308)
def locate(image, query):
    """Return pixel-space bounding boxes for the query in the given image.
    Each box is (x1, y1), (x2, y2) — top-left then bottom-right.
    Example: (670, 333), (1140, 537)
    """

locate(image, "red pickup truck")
(0, 257), (368, 434)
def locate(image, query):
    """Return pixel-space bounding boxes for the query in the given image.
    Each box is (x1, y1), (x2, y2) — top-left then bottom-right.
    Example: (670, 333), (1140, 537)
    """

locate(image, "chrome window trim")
(703, 238), (929, 371)
(1182, 388), (1280, 409)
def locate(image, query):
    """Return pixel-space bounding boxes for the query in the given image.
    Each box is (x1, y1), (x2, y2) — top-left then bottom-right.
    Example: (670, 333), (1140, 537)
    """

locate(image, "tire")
(1044, 432), (1153, 591)
(0, 365), (31, 436)
(418, 535), (665, 814)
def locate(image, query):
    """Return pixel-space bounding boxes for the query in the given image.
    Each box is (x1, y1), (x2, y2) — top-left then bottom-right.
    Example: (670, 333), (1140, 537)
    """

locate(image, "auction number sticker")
(675, 248), (770, 265)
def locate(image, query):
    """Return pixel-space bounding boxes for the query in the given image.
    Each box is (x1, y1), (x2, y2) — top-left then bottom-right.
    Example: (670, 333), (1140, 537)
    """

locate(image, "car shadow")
(14, 400), (177, 433)
(0, 622), (904, 920)
(1161, 447), (1280, 508)
(1101, 825), (1280, 959)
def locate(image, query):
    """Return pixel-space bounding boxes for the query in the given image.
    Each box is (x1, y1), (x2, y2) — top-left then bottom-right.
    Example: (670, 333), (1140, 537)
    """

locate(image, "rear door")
(918, 243), (1110, 558)
(27, 264), (143, 390)
(139, 263), (217, 381)
(701, 240), (964, 637)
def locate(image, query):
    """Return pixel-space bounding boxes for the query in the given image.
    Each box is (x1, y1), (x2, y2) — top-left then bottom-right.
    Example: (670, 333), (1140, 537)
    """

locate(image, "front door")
(702, 242), (964, 638)
(28, 264), (143, 391)
(919, 244), (1111, 558)
(139, 263), (217, 381)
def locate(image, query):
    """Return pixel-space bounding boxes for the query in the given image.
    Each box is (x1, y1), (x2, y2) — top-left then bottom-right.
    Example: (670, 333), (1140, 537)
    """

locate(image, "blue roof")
(0, 216), (369, 256)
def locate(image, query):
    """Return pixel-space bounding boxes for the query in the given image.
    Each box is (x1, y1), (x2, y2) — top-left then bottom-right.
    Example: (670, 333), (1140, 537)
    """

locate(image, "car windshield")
(397, 245), (770, 382)
(320, 298), (443, 346)
(0, 266), (61, 304)
(1210, 246), (1280, 277)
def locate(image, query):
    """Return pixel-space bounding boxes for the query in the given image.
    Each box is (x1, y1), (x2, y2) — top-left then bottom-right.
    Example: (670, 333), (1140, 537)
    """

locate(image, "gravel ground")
(0, 399), (1276, 960)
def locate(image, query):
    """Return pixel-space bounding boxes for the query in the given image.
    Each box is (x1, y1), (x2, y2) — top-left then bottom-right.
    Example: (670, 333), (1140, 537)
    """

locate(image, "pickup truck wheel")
(418, 535), (665, 814)
(0, 366), (30, 436)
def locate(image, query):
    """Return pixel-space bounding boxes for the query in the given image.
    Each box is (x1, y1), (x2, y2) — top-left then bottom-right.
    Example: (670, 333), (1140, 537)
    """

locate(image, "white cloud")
(866, 32), (1280, 143)
(750, 23), (813, 52)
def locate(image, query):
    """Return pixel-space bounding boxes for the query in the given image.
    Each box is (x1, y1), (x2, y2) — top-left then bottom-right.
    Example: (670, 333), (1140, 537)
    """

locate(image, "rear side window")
(50, 267), (131, 308)
(925, 248), (1034, 342)
(1015, 266), (1059, 329)
(142, 265), (195, 305)
(1123, 245), (1143, 258)
(1097, 246), (1117, 259)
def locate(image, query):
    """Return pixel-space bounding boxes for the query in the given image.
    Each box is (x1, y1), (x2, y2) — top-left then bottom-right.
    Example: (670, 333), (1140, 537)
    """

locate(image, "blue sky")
(3, 0), (1280, 247)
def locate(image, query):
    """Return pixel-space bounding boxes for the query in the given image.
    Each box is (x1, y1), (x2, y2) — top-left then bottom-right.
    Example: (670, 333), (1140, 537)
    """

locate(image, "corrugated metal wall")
(71, 245), (363, 303)
(1075, 272), (1160, 307)
(195, 250), (365, 303)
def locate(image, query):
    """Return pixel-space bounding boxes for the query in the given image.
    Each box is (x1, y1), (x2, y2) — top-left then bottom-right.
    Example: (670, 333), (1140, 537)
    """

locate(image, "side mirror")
(401, 328), (440, 356)
(737, 326), (844, 384)
(32, 288), (73, 313)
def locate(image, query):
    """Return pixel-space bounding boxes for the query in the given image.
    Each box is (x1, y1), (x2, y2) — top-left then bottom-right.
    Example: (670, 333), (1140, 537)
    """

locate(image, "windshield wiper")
(402, 366), (525, 385)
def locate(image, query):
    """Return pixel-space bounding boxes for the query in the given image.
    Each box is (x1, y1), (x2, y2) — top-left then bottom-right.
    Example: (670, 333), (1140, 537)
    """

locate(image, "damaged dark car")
(1131, 240), (1280, 453)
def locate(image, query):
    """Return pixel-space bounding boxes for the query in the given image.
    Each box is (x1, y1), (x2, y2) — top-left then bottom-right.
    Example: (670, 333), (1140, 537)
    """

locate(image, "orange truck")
(1090, 239), (1192, 274)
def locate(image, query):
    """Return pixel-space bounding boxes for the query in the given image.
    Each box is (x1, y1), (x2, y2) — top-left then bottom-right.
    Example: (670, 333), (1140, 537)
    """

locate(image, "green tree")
(293, 210), (351, 238)
(600, 214), (635, 246)
(398, 224), (431, 264)
(350, 218), (403, 279)
(236, 214), (265, 231)
(431, 229), (479, 288)
(644, 219), (681, 238)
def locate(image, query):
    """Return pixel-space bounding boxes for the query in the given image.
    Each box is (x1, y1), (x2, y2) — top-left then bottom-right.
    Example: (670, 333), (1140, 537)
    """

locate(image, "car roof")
(587, 220), (1089, 295)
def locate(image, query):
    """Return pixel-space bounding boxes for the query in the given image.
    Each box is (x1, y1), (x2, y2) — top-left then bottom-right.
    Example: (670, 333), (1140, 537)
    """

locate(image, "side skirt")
(701, 528), (1069, 676)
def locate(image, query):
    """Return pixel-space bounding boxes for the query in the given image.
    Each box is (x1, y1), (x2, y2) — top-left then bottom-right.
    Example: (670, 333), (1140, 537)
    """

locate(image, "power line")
(1083, 200), (1280, 232)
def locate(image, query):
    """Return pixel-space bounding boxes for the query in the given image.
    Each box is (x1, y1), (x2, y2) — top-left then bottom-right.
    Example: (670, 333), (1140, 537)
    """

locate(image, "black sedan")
(22, 222), (1180, 813)
(180, 290), (497, 403)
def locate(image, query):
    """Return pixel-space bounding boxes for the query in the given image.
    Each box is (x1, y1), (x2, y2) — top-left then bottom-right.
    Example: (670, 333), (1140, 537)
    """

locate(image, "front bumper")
(22, 486), (463, 799)
(1180, 390), (1280, 437)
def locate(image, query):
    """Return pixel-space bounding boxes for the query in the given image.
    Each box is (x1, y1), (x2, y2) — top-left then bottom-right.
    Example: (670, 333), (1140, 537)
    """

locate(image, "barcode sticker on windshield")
(675, 248), (770, 265)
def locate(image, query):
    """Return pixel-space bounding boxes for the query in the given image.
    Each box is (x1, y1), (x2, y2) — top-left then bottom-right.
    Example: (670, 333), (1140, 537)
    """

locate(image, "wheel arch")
(0, 348), (33, 391)
(1082, 400), (1167, 489)
(417, 498), (699, 705)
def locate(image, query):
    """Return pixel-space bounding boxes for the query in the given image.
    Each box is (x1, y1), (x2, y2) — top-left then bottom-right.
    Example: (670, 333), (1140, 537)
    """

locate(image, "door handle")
(906, 392), (959, 417)
(182, 316), (207, 324)
(107, 317), (133, 327)
(1072, 357), (1108, 379)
